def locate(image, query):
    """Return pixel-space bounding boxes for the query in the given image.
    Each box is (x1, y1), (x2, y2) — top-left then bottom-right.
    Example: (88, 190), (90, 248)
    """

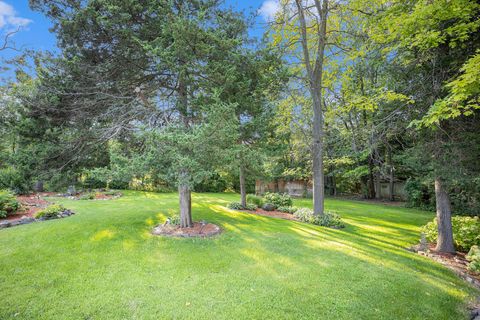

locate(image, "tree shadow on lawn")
(216, 205), (473, 280)
(3, 193), (474, 319)
(176, 203), (475, 318)
(61, 193), (474, 318)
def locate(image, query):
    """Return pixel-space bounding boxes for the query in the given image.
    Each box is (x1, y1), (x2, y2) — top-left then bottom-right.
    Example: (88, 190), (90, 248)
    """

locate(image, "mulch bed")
(72, 192), (123, 200)
(243, 208), (298, 221)
(152, 221), (222, 238)
(1, 193), (74, 229)
(3, 194), (51, 221)
(91, 193), (120, 200)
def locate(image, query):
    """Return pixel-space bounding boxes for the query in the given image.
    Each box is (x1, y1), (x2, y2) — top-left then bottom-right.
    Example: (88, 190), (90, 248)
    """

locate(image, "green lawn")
(0, 191), (477, 319)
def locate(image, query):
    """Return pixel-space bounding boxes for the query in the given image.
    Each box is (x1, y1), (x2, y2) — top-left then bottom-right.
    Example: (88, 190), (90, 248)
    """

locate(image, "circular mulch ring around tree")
(152, 221), (221, 238)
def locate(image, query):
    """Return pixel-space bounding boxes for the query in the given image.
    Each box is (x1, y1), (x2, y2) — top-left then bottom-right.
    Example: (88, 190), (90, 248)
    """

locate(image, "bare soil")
(152, 221), (221, 238)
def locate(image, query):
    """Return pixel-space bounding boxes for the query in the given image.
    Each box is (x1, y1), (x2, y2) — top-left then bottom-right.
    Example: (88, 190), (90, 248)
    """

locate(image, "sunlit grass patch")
(0, 191), (477, 319)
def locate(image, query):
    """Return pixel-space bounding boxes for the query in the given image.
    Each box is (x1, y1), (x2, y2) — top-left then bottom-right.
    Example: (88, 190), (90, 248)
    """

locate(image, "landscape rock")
(67, 185), (76, 196)
(33, 180), (44, 192)
(262, 203), (276, 211)
(471, 308), (480, 319)
(20, 217), (34, 224)
(0, 221), (11, 229)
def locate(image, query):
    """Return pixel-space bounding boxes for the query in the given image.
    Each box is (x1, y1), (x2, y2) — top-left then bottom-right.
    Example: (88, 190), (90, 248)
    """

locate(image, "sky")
(0, 0), (281, 61)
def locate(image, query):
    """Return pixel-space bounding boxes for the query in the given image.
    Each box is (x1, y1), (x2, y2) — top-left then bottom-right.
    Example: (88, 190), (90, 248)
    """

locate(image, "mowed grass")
(0, 191), (477, 319)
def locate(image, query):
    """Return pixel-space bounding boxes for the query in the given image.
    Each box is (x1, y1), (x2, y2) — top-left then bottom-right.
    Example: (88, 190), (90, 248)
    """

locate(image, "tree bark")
(332, 175), (337, 196)
(367, 153), (376, 199)
(375, 170), (381, 199)
(34, 180), (44, 193)
(295, 0), (328, 216)
(177, 65), (193, 228)
(387, 145), (394, 201)
(178, 182), (192, 228)
(434, 177), (455, 253)
(239, 165), (247, 208)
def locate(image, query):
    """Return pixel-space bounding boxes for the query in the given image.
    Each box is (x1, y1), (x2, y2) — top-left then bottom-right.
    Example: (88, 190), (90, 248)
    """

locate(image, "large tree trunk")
(434, 177), (455, 253)
(239, 165), (247, 208)
(312, 92), (325, 215)
(295, 0), (328, 216)
(178, 182), (192, 228)
(177, 67), (193, 228)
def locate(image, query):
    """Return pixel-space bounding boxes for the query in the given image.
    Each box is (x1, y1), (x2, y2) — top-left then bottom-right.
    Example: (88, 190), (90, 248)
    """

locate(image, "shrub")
(0, 168), (30, 194)
(294, 208), (345, 228)
(277, 206), (298, 214)
(0, 189), (20, 218)
(294, 208), (315, 223)
(315, 212), (345, 228)
(262, 203), (276, 211)
(227, 202), (243, 210)
(466, 245), (480, 273)
(422, 216), (480, 252)
(35, 204), (67, 219)
(79, 192), (95, 200)
(194, 173), (228, 193)
(227, 202), (257, 211)
(82, 176), (107, 189)
(404, 179), (434, 210)
(246, 194), (264, 207)
(167, 213), (181, 226)
(263, 192), (293, 208)
(109, 180), (129, 190)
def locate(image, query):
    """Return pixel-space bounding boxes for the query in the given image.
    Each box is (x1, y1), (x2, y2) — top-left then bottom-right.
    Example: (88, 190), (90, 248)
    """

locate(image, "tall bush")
(422, 216), (480, 252)
(0, 189), (20, 218)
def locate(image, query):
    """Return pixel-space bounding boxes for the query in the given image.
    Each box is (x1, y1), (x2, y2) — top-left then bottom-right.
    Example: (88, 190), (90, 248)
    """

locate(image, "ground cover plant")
(467, 246), (480, 273)
(0, 191), (477, 319)
(34, 204), (68, 219)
